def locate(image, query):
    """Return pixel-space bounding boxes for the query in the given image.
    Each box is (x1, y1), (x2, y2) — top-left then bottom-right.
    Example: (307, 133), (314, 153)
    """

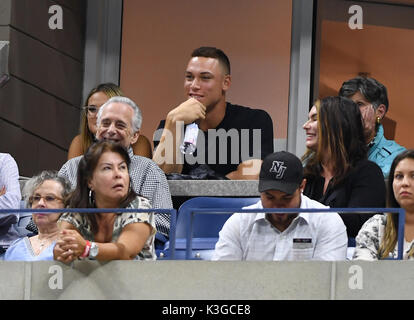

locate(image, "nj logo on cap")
(269, 161), (286, 179)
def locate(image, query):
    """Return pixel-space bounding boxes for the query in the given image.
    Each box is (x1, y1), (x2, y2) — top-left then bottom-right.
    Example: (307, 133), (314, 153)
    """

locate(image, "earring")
(376, 116), (381, 125)
(88, 189), (95, 207)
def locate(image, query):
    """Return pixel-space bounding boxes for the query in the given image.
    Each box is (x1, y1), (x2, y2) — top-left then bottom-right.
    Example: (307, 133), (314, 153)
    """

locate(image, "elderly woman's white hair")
(96, 96), (143, 133)
(22, 170), (72, 208)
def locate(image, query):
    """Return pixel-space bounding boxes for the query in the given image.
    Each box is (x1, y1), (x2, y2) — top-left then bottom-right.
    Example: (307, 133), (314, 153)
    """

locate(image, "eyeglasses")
(356, 102), (375, 110)
(29, 195), (63, 205)
(83, 106), (100, 117)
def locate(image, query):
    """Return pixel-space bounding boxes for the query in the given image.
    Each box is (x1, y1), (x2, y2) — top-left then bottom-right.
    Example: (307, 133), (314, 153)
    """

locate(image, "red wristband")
(81, 240), (91, 258)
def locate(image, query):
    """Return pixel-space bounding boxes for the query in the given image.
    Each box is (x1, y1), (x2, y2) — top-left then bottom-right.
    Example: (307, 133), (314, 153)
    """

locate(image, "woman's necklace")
(37, 231), (59, 251)
(39, 238), (49, 249)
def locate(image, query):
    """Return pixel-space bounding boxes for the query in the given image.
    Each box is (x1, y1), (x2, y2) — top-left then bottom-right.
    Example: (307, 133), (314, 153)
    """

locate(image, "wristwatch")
(88, 242), (99, 259)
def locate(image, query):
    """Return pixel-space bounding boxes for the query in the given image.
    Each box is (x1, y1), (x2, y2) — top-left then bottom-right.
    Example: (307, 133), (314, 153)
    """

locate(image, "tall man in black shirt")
(153, 47), (274, 180)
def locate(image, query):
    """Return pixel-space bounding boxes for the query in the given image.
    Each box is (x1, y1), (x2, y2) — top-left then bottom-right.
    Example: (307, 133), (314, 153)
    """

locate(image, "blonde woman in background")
(68, 83), (152, 160)
(353, 149), (414, 260)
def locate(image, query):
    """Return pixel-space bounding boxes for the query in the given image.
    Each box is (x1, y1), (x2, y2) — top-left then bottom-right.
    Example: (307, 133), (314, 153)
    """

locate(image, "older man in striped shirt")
(59, 97), (172, 244)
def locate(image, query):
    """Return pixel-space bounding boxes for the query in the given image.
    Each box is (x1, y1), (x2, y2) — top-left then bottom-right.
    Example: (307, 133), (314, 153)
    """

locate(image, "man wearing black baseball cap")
(212, 151), (348, 261)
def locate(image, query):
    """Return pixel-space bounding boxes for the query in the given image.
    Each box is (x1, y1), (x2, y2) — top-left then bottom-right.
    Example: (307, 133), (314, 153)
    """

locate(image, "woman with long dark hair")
(354, 149), (414, 260)
(302, 96), (386, 238)
(54, 140), (156, 262)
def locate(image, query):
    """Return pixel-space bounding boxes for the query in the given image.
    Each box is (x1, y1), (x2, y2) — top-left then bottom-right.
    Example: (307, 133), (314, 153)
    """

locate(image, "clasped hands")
(53, 229), (88, 263)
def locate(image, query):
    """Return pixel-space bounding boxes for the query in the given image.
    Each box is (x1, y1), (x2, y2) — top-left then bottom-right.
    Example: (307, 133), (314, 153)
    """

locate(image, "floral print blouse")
(59, 196), (156, 260)
(353, 214), (414, 260)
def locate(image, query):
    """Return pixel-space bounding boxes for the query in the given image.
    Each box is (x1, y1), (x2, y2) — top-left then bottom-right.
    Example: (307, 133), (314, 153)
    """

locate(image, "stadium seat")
(158, 196), (260, 260)
(346, 237), (356, 260)
(15, 200), (33, 237)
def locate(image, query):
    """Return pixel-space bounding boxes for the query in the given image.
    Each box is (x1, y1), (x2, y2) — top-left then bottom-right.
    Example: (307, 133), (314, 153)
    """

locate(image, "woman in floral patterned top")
(54, 141), (156, 262)
(353, 149), (414, 260)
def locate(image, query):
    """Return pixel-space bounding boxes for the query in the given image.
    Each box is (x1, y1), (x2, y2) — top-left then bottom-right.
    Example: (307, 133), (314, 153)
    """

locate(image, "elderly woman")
(302, 96), (386, 238)
(354, 149), (414, 260)
(4, 171), (71, 261)
(54, 140), (156, 262)
(339, 77), (406, 178)
(68, 83), (152, 160)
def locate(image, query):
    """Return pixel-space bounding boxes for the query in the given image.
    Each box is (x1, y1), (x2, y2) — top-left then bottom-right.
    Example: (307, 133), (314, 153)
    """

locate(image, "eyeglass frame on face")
(82, 106), (100, 118)
(29, 194), (64, 206)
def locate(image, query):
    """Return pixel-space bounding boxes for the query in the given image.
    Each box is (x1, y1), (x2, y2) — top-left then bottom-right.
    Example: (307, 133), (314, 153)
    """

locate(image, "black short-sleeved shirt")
(303, 159), (386, 238)
(154, 102), (274, 176)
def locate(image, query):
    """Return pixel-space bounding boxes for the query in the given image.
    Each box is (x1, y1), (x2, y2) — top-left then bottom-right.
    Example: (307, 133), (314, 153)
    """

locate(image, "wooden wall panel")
(10, 0), (85, 61)
(0, 26), (10, 40)
(0, 119), (36, 175)
(0, 76), (80, 148)
(0, 0), (11, 25)
(0, 119), (67, 176)
(0, 77), (25, 125)
(36, 138), (68, 175)
(8, 28), (83, 106)
(54, 0), (86, 14)
(0, 0), (85, 177)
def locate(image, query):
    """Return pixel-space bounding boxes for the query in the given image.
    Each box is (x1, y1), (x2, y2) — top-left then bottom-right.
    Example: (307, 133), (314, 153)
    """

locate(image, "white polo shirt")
(212, 194), (347, 261)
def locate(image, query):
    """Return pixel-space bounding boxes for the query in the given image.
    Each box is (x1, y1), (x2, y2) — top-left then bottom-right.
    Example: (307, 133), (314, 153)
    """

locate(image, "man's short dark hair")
(338, 76), (389, 113)
(191, 46), (231, 75)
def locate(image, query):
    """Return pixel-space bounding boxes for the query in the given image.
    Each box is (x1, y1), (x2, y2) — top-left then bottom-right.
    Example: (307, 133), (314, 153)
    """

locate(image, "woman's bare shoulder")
(68, 135), (83, 160)
(132, 135), (153, 158)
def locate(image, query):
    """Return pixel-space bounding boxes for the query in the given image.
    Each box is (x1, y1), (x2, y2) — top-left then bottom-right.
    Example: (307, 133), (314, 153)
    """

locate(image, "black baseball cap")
(258, 151), (304, 195)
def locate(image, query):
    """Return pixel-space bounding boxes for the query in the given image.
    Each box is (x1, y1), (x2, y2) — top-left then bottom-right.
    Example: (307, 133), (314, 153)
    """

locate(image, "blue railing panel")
(182, 207), (405, 260)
